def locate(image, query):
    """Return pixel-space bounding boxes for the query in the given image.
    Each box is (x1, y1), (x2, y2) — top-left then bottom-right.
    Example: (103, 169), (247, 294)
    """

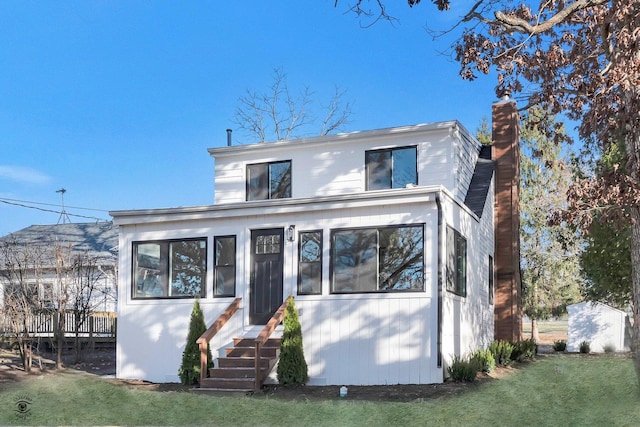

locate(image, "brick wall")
(492, 98), (523, 342)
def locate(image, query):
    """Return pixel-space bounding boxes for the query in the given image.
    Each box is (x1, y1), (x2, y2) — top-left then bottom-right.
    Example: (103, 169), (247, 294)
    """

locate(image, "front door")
(250, 228), (284, 325)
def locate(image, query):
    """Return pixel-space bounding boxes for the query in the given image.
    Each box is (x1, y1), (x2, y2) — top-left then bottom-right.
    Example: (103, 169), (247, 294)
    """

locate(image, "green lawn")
(1, 355), (638, 426)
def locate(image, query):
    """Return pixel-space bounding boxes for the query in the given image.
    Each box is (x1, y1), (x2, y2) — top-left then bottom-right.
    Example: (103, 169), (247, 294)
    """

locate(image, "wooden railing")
(254, 295), (293, 391)
(196, 297), (242, 385)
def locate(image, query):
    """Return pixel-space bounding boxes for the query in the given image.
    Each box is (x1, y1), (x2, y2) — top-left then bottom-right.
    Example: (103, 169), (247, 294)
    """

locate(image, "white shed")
(567, 302), (631, 353)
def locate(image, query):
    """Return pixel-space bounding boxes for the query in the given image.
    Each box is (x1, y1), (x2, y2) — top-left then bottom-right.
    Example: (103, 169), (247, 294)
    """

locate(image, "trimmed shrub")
(277, 298), (308, 385)
(471, 348), (495, 373)
(511, 339), (538, 362)
(603, 343), (616, 353)
(448, 354), (479, 382)
(489, 340), (514, 366)
(178, 299), (213, 385)
(552, 340), (567, 352)
(579, 340), (591, 354)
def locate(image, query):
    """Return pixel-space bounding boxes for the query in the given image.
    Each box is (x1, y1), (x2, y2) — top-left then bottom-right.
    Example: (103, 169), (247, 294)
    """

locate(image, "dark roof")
(464, 145), (494, 218)
(0, 222), (118, 265)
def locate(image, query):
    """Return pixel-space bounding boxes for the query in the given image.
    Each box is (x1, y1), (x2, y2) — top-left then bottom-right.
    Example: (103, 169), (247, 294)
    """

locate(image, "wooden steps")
(199, 338), (281, 391)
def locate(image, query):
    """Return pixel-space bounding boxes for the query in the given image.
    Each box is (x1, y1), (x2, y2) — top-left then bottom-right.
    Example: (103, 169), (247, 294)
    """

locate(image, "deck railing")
(0, 311), (117, 338)
(196, 297), (242, 385)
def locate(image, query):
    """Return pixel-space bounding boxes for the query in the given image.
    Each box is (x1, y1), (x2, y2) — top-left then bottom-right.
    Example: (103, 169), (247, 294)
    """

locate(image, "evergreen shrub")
(489, 340), (514, 366)
(471, 348), (495, 373)
(178, 299), (213, 385)
(552, 340), (567, 352)
(511, 339), (538, 362)
(579, 340), (591, 354)
(277, 298), (308, 385)
(447, 354), (479, 382)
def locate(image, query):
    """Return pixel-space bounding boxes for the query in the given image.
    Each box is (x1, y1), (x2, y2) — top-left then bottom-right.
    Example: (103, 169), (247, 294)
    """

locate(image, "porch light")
(286, 225), (296, 242)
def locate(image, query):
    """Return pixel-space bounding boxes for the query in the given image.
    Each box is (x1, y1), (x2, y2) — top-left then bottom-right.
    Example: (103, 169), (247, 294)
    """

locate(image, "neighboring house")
(0, 222), (118, 314)
(567, 302), (632, 353)
(111, 99), (521, 386)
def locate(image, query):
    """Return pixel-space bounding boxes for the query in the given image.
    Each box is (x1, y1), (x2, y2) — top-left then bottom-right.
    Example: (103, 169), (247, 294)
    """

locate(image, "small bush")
(511, 339), (538, 362)
(471, 348), (495, 373)
(603, 344), (616, 353)
(277, 298), (308, 385)
(178, 299), (212, 385)
(447, 355), (479, 382)
(552, 340), (567, 352)
(489, 340), (514, 366)
(579, 340), (591, 354)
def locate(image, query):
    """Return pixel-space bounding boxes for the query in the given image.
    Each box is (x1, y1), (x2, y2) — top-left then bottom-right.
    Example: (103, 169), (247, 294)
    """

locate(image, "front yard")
(0, 352), (638, 426)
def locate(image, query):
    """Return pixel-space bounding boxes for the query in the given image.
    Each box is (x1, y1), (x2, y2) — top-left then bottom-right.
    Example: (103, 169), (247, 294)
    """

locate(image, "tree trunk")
(55, 311), (64, 369)
(531, 317), (540, 342)
(627, 208), (640, 381)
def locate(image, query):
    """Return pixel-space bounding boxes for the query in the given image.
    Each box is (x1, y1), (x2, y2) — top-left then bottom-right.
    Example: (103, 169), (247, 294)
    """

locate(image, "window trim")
(297, 230), (323, 295)
(365, 146), (418, 191)
(131, 237), (207, 300)
(446, 226), (467, 297)
(329, 224), (425, 294)
(488, 255), (494, 305)
(246, 160), (292, 201)
(214, 235), (236, 298)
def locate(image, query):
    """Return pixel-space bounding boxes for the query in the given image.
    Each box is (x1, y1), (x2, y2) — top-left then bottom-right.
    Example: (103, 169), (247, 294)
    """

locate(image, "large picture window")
(365, 146), (417, 190)
(247, 160), (292, 201)
(214, 236), (236, 297)
(446, 226), (467, 297)
(133, 238), (207, 299)
(298, 231), (322, 295)
(331, 225), (424, 293)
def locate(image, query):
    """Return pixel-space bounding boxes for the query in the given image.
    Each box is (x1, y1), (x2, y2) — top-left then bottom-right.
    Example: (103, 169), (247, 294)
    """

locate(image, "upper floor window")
(331, 224), (424, 293)
(365, 146), (417, 190)
(247, 161), (292, 201)
(446, 226), (467, 297)
(132, 238), (207, 299)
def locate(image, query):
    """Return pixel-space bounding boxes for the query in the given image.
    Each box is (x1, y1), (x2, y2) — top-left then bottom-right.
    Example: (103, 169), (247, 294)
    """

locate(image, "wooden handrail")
(254, 295), (293, 391)
(196, 297), (242, 385)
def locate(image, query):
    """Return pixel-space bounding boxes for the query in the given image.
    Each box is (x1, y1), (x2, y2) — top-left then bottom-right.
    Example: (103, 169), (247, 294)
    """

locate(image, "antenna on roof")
(56, 188), (71, 224)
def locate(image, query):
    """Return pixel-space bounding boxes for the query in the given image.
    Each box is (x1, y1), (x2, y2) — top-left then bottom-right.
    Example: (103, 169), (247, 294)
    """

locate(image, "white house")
(0, 222), (118, 313)
(111, 99), (521, 387)
(567, 302), (632, 353)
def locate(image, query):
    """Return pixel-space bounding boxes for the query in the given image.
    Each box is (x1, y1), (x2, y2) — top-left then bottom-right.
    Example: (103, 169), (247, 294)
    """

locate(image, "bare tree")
(0, 238), (45, 372)
(233, 68), (353, 143)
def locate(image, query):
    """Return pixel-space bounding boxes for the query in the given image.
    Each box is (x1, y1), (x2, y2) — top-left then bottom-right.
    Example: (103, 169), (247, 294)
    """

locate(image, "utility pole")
(56, 188), (71, 224)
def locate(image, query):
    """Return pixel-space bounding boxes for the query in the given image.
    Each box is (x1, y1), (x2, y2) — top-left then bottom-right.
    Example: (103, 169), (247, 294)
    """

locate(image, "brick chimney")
(492, 97), (523, 342)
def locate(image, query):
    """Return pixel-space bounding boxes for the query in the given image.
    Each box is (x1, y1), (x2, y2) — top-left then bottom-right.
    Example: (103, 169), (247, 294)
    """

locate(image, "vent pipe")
(226, 129), (232, 146)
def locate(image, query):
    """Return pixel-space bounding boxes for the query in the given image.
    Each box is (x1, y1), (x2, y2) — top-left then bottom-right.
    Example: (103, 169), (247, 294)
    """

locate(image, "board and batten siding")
(114, 192), (443, 385)
(439, 186), (494, 371)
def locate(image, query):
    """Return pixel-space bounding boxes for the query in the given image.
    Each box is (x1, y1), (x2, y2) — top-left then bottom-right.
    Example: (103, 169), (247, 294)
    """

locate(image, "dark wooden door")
(250, 228), (284, 325)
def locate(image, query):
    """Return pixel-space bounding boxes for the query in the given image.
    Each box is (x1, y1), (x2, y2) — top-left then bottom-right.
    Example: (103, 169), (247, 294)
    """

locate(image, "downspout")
(436, 192), (443, 368)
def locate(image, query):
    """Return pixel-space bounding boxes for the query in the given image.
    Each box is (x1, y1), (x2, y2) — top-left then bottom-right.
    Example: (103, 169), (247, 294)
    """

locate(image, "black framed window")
(214, 236), (236, 297)
(247, 160), (292, 201)
(298, 231), (322, 295)
(132, 238), (207, 299)
(488, 255), (494, 305)
(446, 226), (467, 297)
(331, 225), (424, 293)
(365, 146), (417, 190)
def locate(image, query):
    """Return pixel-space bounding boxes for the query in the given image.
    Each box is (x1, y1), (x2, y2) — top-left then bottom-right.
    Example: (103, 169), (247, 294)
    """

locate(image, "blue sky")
(1, 1), (498, 236)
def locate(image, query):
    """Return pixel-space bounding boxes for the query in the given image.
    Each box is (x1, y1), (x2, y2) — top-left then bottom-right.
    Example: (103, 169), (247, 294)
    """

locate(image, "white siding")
(115, 193), (444, 385)
(567, 302), (630, 352)
(211, 123), (464, 204)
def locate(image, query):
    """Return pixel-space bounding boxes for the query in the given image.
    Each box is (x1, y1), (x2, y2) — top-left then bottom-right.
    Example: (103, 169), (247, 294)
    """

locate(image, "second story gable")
(208, 120), (482, 207)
